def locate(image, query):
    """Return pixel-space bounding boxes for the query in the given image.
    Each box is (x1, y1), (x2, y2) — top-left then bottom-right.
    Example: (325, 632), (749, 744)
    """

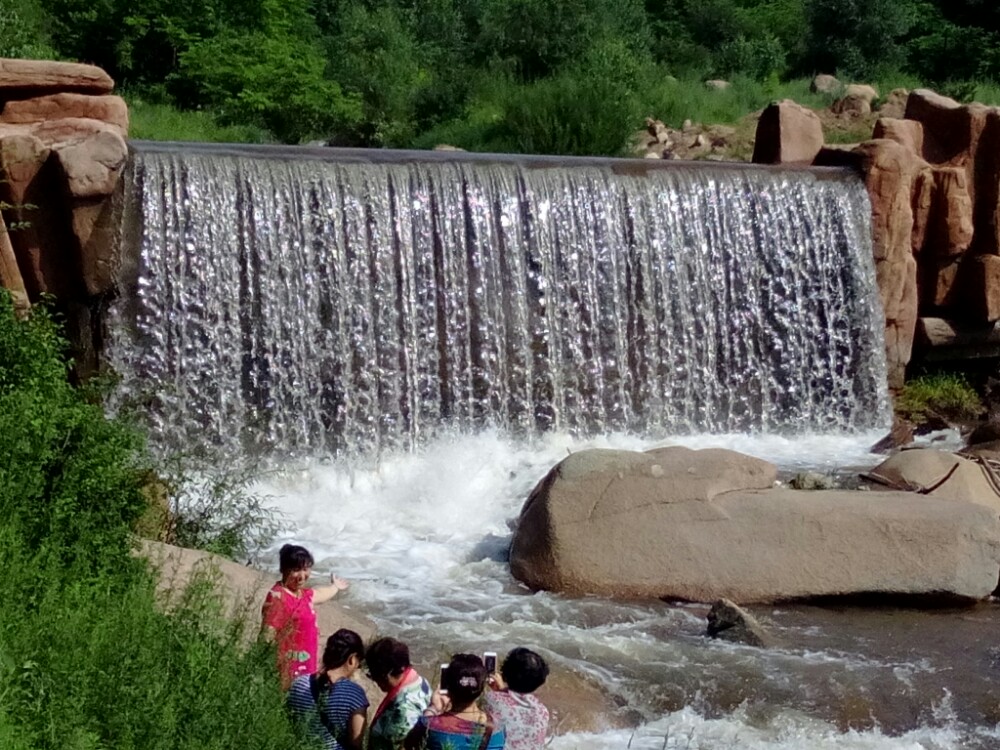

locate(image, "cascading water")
(102, 145), (1000, 750)
(105, 144), (889, 457)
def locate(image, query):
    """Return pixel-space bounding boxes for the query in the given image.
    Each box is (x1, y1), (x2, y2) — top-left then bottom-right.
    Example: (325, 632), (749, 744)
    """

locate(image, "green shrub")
(895, 373), (984, 424)
(0, 291), (301, 748)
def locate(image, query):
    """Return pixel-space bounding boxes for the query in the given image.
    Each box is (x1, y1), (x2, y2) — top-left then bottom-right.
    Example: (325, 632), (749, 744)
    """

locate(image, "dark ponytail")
(321, 629), (365, 672)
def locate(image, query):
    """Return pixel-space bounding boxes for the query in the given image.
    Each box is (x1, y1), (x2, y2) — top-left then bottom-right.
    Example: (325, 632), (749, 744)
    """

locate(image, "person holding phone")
(261, 544), (350, 689)
(484, 648), (550, 750)
(405, 654), (505, 750)
(367, 637), (432, 750)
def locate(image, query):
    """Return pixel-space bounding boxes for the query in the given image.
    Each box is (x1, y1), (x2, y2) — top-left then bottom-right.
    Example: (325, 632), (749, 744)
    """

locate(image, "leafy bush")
(0, 291), (300, 748)
(895, 373), (984, 424)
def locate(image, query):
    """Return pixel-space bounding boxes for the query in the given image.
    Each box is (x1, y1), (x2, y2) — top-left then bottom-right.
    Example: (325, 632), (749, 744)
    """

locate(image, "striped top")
(287, 675), (369, 750)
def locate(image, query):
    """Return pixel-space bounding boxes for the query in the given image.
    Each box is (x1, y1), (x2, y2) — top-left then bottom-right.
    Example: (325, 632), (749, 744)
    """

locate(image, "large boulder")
(872, 118), (923, 156)
(866, 449), (1000, 513)
(0, 59), (114, 97)
(752, 100), (824, 165)
(1, 93), (128, 136)
(510, 447), (1000, 603)
(811, 74), (841, 95)
(854, 139), (922, 386)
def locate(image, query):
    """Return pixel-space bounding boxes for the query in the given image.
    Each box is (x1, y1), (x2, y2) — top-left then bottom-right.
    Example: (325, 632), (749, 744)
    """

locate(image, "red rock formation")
(752, 100), (824, 165)
(0, 59), (114, 97)
(2, 93), (128, 135)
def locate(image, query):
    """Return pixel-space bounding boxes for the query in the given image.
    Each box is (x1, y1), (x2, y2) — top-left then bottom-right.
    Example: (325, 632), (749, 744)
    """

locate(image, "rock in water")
(509, 446), (1000, 603)
(706, 599), (773, 648)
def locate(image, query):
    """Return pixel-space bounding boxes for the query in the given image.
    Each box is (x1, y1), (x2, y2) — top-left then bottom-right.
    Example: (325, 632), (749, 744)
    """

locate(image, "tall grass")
(127, 97), (272, 144)
(0, 292), (305, 749)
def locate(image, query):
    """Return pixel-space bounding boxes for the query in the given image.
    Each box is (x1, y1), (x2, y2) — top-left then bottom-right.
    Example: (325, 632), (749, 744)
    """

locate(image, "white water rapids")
(252, 430), (999, 750)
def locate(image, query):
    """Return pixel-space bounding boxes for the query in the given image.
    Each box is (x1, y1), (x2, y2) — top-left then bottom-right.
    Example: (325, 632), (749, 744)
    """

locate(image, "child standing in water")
(261, 543), (350, 689)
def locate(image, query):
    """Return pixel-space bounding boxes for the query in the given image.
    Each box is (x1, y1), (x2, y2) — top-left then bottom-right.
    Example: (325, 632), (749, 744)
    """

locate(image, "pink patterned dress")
(262, 583), (318, 686)
(484, 690), (549, 750)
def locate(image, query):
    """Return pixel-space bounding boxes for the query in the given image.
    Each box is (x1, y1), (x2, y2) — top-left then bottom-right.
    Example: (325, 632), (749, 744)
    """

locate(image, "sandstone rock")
(870, 417), (915, 454)
(811, 74), (841, 95)
(509, 447), (1000, 603)
(0, 132), (50, 204)
(961, 439), (1000, 461)
(866, 448), (1000, 514)
(788, 471), (836, 490)
(54, 128), (127, 199)
(963, 255), (1000, 322)
(30, 117), (122, 149)
(0, 132), (78, 300)
(832, 94), (871, 117)
(974, 110), (1000, 255)
(0, 59), (114, 97)
(845, 84), (879, 103)
(706, 599), (774, 648)
(752, 100), (824, 165)
(905, 90), (991, 201)
(2, 94), (128, 135)
(928, 167), (974, 257)
(854, 139), (921, 387)
(966, 421), (1000, 447)
(705, 79), (731, 90)
(911, 167), (934, 252)
(70, 196), (121, 297)
(0, 212), (29, 312)
(872, 118), (923, 156)
(879, 88), (910, 119)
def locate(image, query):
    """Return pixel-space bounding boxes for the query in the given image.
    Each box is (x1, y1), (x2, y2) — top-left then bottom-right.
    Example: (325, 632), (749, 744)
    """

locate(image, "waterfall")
(105, 144), (890, 457)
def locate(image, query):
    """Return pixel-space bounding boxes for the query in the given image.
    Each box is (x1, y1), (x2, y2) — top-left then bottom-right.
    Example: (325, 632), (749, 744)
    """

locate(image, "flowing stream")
(100, 144), (1000, 749)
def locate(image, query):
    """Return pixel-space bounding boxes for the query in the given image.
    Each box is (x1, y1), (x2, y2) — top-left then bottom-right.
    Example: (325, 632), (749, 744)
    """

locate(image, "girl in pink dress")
(261, 544), (350, 689)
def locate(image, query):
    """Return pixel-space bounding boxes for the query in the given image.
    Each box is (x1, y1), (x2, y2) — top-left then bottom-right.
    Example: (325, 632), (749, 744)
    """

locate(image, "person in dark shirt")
(287, 629), (369, 750)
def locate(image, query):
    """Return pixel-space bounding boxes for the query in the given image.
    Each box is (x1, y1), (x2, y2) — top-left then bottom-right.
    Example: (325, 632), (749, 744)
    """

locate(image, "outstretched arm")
(312, 574), (350, 604)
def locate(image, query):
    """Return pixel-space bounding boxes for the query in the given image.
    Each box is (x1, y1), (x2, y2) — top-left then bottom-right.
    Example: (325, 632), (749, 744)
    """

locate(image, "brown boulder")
(928, 167), (974, 257)
(872, 118), (923, 156)
(832, 94), (871, 117)
(2, 94), (128, 136)
(0, 212), (29, 312)
(854, 139), (921, 386)
(974, 110), (1000, 255)
(811, 74), (841, 95)
(752, 100), (824, 165)
(706, 599), (775, 648)
(911, 167), (934, 252)
(870, 417), (915, 454)
(962, 255), (1000, 322)
(509, 447), (1000, 603)
(0, 59), (114, 97)
(878, 88), (910, 119)
(845, 84), (879, 103)
(0, 132), (78, 300)
(54, 128), (127, 199)
(30, 117), (122, 148)
(867, 449), (1000, 514)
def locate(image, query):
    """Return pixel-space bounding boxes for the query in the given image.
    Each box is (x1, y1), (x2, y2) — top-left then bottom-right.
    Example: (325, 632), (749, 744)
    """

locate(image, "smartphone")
(483, 651), (497, 674)
(439, 663), (450, 694)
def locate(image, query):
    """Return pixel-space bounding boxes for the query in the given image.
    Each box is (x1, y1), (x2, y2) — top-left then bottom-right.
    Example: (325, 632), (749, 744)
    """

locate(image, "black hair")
(501, 648), (549, 694)
(279, 544), (314, 576)
(443, 653), (487, 705)
(365, 637), (411, 680)
(322, 629), (365, 671)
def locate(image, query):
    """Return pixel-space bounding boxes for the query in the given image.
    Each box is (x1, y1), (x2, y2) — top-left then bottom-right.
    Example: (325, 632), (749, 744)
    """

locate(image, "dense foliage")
(9, 0), (1000, 152)
(0, 292), (303, 749)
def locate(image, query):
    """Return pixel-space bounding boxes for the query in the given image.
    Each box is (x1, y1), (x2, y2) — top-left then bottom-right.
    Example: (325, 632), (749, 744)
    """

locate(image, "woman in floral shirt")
(367, 637), (432, 750)
(484, 648), (550, 750)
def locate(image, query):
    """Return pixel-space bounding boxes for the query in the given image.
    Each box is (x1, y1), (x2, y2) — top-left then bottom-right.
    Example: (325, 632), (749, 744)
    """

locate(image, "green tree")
(803, 0), (917, 77)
